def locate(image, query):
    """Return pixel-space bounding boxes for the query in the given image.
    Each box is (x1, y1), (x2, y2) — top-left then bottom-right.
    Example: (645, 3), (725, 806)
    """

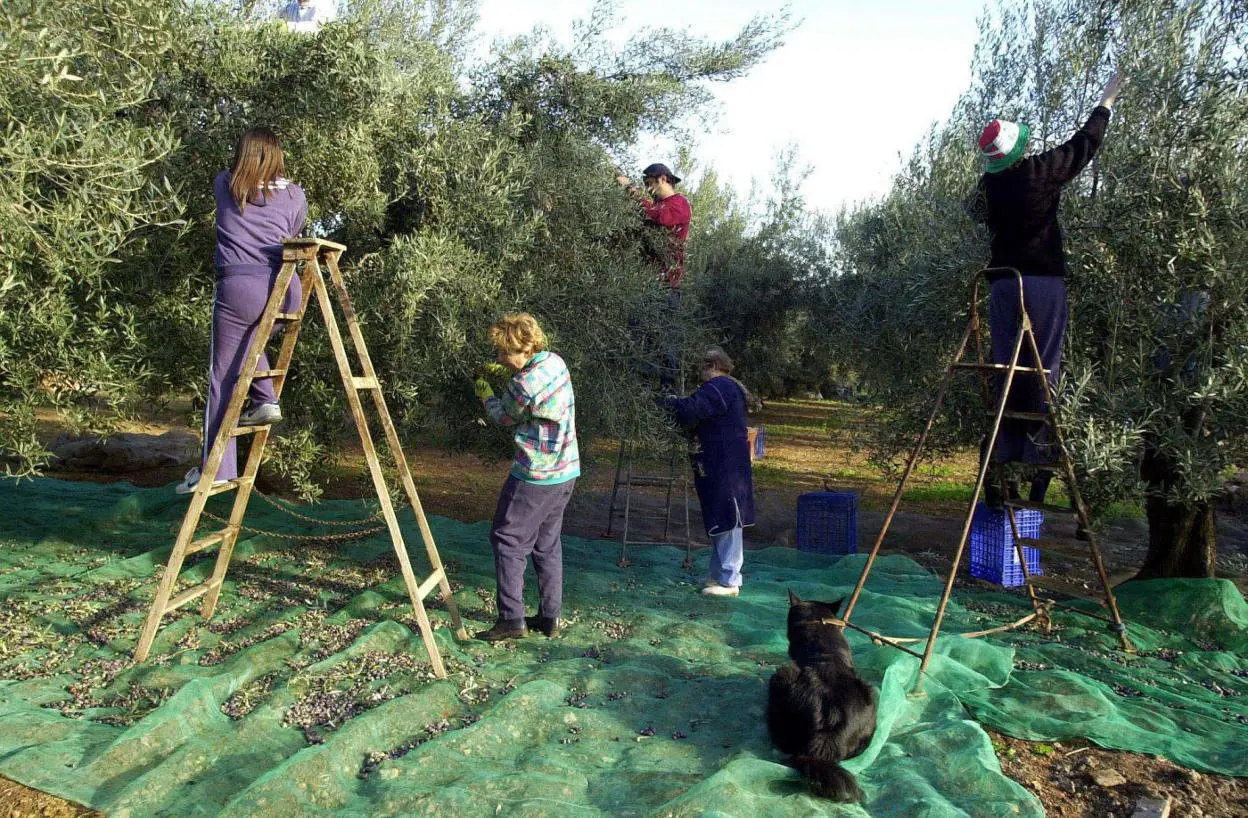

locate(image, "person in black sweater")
(971, 70), (1127, 505)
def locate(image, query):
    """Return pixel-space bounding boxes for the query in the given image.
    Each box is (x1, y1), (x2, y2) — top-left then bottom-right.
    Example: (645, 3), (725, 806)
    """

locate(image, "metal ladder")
(603, 438), (694, 569)
(134, 238), (467, 676)
(837, 267), (1134, 693)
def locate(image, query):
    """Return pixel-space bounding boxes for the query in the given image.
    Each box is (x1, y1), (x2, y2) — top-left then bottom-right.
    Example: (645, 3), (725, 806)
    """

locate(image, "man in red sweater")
(617, 163), (692, 289)
(617, 163), (692, 388)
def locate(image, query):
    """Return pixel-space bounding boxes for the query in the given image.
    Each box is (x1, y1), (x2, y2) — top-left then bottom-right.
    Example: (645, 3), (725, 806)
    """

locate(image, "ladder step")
(953, 362), (1051, 374)
(164, 578), (223, 614)
(1002, 411), (1051, 423)
(1025, 574), (1107, 604)
(275, 312), (302, 321)
(186, 531), (231, 555)
(206, 478), (249, 497)
(624, 476), (678, 487)
(1016, 537), (1094, 560)
(230, 424), (270, 437)
(1004, 499), (1077, 515)
(253, 369), (286, 379)
(416, 567), (445, 601)
(352, 377), (379, 390)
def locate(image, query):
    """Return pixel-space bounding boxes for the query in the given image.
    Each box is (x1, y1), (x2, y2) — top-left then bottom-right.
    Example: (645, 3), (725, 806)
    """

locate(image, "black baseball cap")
(642, 163), (681, 185)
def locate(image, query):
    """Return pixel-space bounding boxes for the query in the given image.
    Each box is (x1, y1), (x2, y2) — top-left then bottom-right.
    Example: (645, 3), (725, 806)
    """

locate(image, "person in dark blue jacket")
(660, 347), (755, 597)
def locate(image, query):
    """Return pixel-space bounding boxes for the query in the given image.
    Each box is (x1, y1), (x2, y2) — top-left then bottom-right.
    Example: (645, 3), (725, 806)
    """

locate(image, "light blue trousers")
(708, 525), (744, 587)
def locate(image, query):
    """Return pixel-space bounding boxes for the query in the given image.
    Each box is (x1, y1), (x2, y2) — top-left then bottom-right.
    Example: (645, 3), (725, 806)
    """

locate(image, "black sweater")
(973, 106), (1111, 280)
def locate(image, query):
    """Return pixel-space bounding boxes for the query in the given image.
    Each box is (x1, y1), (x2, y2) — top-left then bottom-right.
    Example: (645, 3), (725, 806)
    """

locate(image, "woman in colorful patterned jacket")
(472, 313), (579, 642)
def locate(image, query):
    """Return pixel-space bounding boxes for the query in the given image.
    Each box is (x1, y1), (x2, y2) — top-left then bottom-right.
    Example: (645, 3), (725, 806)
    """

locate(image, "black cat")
(767, 591), (878, 801)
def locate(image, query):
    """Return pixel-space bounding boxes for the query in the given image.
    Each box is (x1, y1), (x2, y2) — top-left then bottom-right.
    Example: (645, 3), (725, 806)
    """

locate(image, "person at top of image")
(177, 127), (307, 495)
(616, 162), (692, 290)
(471, 313), (580, 642)
(970, 69), (1127, 507)
(279, 0), (337, 34)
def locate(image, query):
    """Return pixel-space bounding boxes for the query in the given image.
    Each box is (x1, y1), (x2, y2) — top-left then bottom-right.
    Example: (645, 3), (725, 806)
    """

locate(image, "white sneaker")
(701, 577), (717, 588)
(701, 583), (740, 597)
(238, 402), (282, 426)
(175, 468), (228, 496)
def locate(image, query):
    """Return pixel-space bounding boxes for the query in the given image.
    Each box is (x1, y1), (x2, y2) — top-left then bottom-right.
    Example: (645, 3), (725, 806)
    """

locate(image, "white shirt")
(280, 0), (336, 34)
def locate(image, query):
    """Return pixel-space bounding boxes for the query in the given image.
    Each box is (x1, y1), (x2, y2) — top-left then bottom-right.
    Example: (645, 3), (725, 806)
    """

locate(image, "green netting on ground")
(0, 479), (1245, 817)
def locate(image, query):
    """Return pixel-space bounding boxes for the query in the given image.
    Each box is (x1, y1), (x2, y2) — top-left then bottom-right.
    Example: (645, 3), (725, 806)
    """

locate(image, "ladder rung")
(275, 312), (302, 321)
(1004, 499), (1077, 515)
(186, 531), (231, 555)
(953, 362), (1051, 374)
(164, 578), (223, 614)
(253, 369), (286, 379)
(230, 424), (269, 437)
(416, 567), (445, 601)
(624, 476), (678, 487)
(1002, 411), (1050, 423)
(1016, 537), (1093, 560)
(206, 478), (248, 497)
(352, 377), (379, 390)
(1025, 574), (1107, 604)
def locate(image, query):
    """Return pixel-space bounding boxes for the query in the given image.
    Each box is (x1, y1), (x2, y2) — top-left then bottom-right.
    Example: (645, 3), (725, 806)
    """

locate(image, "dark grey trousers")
(989, 275), (1067, 464)
(490, 476), (576, 624)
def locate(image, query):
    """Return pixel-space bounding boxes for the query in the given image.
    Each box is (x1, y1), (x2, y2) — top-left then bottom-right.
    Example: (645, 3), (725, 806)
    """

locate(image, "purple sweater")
(213, 169), (308, 276)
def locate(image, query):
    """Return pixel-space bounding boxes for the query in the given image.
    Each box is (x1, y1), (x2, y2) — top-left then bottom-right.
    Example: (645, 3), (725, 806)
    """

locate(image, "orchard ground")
(4, 398), (1246, 817)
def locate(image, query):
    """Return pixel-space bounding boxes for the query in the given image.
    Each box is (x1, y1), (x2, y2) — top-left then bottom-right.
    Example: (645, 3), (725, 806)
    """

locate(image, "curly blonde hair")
(489, 312), (548, 356)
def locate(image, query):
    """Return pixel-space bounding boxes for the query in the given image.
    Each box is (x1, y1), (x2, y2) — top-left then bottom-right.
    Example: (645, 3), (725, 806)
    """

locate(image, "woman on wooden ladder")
(971, 70), (1126, 507)
(177, 127), (308, 494)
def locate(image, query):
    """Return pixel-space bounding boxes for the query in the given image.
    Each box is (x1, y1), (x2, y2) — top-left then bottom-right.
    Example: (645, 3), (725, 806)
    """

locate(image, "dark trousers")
(204, 271), (301, 480)
(988, 275), (1067, 465)
(490, 476), (576, 624)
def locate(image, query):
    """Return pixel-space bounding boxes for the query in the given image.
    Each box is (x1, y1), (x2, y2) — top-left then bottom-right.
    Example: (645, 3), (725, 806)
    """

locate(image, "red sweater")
(641, 193), (691, 288)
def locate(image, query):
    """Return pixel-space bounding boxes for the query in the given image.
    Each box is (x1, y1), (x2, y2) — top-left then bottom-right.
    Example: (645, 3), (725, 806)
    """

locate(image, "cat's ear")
(788, 589), (802, 607)
(828, 598), (845, 617)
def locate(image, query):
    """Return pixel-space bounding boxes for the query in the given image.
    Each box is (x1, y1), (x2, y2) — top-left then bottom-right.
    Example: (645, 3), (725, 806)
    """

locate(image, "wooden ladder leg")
(319, 249), (467, 642)
(1020, 324), (1135, 652)
(912, 313), (1030, 693)
(620, 444), (635, 568)
(310, 251), (448, 678)
(136, 259), (302, 660)
(603, 439), (627, 537)
(841, 316), (978, 625)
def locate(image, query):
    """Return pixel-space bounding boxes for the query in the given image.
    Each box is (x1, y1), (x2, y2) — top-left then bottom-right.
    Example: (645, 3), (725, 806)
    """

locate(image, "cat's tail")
(794, 756), (862, 802)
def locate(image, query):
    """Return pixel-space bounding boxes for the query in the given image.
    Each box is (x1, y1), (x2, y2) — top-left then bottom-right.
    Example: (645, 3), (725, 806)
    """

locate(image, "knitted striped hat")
(978, 119), (1031, 173)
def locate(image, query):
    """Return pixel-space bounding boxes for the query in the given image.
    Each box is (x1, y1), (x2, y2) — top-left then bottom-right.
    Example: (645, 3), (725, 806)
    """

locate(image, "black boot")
(525, 615), (562, 639)
(475, 619), (527, 642)
(1029, 471), (1053, 503)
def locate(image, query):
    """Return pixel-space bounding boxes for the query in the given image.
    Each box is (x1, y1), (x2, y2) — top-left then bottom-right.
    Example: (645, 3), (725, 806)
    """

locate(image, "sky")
(472, 0), (989, 214)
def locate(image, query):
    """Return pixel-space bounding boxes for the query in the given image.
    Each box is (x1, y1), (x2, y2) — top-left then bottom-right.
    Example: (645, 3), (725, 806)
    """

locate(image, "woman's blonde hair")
(489, 313), (548, 356)
(229, 127), (286, 213)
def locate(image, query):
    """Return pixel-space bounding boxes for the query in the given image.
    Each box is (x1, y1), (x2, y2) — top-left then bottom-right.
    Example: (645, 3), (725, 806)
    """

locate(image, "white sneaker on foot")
(701, 583), (740, 597)
(175, 467), (228, 495)
(238, 402), (282, 426)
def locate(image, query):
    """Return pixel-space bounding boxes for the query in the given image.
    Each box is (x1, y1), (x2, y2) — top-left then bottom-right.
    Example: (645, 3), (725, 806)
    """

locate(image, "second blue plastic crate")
(796, 491), (857, 555)
(968, 502), (1044, 587)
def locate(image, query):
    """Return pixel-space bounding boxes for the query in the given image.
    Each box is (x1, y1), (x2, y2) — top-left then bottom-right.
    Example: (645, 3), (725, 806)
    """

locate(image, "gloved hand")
(476, 362), (510, 380)
(473, 377), (494, 400)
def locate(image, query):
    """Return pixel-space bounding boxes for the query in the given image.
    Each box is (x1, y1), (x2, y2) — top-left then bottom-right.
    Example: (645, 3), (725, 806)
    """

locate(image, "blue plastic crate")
(796, 491), (857, 555)
(753, 425), (766, 459)
(969, 502), (1044, 587)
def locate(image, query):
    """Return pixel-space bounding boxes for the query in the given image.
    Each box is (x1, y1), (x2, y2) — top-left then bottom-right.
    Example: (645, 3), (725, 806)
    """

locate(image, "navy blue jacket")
(662, 376), (755, 535)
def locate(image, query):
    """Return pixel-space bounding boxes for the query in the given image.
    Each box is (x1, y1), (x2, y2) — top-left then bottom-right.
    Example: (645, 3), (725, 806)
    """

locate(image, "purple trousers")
(989, 275), (1067, 464)
(490, 476), (576, 625)
(203, 271), (301, 480)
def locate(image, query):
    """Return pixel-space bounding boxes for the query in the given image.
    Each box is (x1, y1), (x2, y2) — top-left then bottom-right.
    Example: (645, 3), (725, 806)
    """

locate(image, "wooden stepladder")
(135, 238), (467, 676)
(836, 267), (1134, 693)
